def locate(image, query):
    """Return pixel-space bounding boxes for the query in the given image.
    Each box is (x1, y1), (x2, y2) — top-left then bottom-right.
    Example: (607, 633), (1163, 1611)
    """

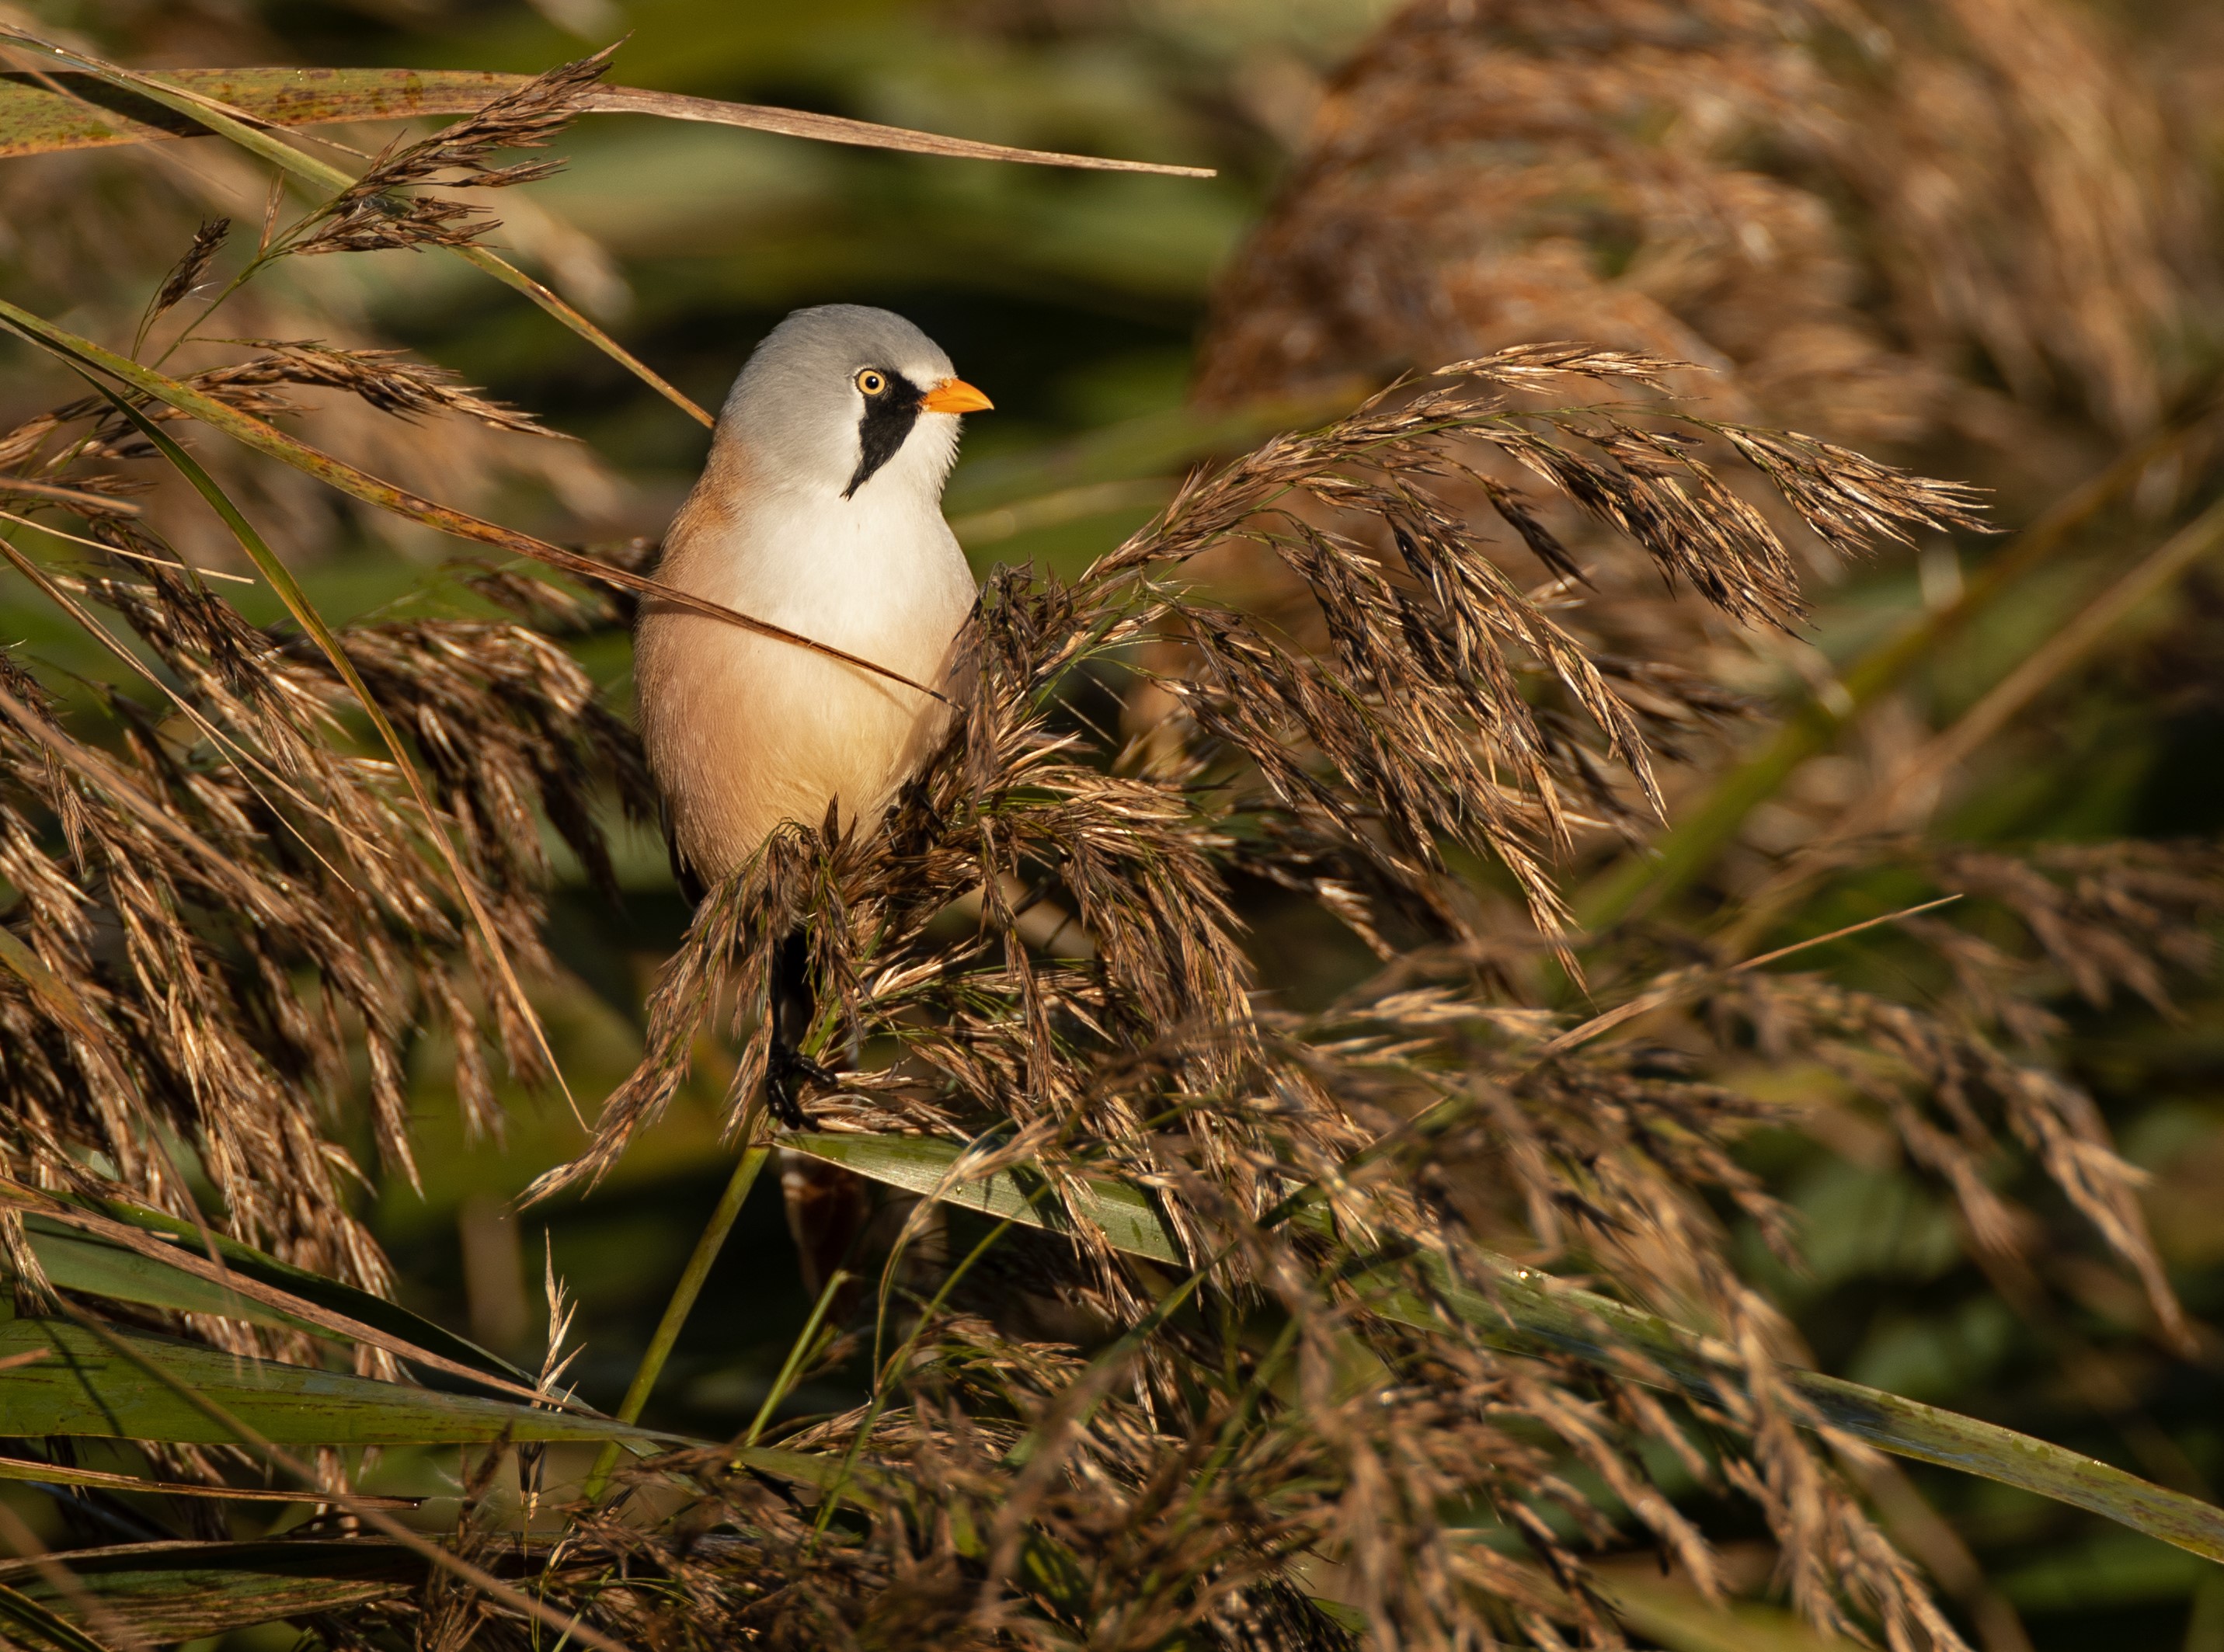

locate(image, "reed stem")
(582, 1142), (771, 1501)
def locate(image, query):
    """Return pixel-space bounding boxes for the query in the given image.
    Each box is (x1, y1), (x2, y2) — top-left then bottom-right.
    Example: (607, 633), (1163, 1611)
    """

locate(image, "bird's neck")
(660, 436), (974, 658)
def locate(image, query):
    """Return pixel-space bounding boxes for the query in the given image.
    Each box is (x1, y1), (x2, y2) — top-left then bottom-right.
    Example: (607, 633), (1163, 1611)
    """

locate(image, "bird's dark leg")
(672, 833), (833, 1129)
(765, 929), (834, 1131)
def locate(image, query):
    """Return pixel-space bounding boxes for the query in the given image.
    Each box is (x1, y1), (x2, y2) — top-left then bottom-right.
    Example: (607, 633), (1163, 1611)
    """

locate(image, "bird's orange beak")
(920, 377), (994, 415)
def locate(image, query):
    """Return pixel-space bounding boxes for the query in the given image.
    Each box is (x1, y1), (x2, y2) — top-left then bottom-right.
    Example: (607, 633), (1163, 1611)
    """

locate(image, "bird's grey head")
(718, 304), (991, 504)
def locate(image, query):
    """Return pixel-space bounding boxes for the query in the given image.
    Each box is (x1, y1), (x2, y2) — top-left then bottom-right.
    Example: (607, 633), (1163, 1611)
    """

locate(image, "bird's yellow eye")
(855, 369), (886, 395)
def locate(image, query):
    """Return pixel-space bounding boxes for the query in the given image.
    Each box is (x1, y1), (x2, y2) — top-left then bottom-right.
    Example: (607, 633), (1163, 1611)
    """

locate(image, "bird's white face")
(718, 304), (994, 506)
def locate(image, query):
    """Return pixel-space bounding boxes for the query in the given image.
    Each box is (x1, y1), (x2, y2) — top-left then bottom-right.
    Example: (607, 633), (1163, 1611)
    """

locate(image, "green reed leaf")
(784, 1131), (1185, 1264)
(0, 1452), (419, 1507)
(779, 1129), (2224, 1568)
(0, 1540), (421, 1646)
(0, 1581), (117, 1652)
(23, 1222), (307, 1336)
(40, 1304), (643, 1652)
(9, 1202), (534, 1395)
(0, 1318), (684, 1449)
(0, 63), (1212, 175)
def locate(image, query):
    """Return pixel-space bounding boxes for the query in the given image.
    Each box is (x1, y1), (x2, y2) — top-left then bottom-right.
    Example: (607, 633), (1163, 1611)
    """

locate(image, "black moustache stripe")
(844, 371), (925, 497)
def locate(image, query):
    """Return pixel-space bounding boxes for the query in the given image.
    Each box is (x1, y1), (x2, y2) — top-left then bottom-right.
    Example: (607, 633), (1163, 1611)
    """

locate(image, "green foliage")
(1, 2), (2222, 1648)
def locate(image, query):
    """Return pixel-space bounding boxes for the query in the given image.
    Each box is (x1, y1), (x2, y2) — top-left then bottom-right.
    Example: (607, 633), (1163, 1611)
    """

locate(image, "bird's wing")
(662, 805), (708, 909)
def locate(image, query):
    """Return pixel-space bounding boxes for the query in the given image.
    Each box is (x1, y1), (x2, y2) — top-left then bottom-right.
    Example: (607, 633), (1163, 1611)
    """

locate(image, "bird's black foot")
(765, 1038), (836, 1132)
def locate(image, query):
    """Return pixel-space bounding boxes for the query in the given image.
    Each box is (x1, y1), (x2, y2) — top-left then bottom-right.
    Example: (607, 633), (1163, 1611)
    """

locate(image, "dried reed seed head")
(1198, 0), (2214, 464)
(284, 43), (618, 259)
(196, 340), (567, 436)
(1109, 353), (1976, 920)
(0, 336), (587, 578)
(144, 217), (231, 328)
(0, 518), (649, 1289)
(1164, 0), (2200, 839)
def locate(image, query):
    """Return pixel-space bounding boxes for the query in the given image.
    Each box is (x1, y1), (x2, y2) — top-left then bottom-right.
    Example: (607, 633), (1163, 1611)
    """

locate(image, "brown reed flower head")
(1198, 0), (2215, 473)
(286, 44), (619, 258)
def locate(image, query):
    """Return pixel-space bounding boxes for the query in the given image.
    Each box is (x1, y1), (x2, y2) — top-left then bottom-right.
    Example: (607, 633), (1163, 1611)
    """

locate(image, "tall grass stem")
(583, 1143), (771, 1501)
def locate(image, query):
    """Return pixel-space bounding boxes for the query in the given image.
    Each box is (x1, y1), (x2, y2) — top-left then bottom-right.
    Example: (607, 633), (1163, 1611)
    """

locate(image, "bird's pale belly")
(636, 609), (957, 884)
(636, 427), (979, 888)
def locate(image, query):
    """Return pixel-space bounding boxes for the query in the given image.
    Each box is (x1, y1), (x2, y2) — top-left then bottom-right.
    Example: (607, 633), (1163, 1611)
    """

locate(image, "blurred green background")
(7, 1), (2224, 1647)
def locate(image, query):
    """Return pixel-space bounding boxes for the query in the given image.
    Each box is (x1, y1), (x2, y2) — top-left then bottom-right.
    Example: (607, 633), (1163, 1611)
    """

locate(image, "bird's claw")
(766, 1041), (836, 1131)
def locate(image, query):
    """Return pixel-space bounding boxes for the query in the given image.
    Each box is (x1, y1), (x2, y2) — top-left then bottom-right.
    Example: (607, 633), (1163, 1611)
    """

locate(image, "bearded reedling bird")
(635, 304), (992, 1126)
